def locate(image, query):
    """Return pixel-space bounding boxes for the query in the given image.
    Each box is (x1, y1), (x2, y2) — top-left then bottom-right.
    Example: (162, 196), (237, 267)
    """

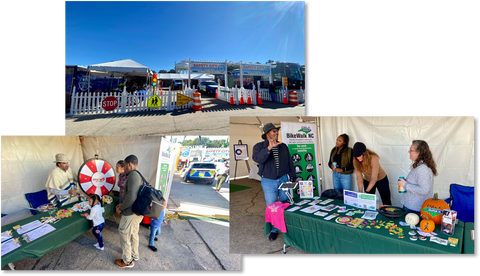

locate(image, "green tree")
(159, 70), (168, 73)
(168, 69), (176, 73)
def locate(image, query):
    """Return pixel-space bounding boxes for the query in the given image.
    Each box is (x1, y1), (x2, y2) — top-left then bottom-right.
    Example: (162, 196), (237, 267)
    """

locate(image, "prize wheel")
(78, 158), (116, 196)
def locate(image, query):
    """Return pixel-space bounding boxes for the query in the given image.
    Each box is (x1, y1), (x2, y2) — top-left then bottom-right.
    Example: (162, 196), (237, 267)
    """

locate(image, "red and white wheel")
(78, 158), (116, 196)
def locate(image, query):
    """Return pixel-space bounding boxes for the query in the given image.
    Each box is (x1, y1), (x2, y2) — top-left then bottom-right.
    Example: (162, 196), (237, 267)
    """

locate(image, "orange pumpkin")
(420, 219), (435, 233)
(420, 193), (449, 225)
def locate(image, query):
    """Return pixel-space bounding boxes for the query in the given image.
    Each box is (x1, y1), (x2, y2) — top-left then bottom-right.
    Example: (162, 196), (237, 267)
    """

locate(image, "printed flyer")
(281, 122), (321, 196)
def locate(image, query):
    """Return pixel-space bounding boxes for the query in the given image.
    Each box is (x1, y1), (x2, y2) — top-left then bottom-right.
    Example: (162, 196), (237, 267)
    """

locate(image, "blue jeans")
(332, 172), (352, 194)
(270, 93), (276, 102)
(149, 225), (161, 246)
(93, 222), (105, 247)
(261, 174), (289, 233)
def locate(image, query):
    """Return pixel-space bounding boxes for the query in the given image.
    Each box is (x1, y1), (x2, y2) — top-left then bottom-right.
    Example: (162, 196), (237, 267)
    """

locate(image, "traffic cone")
(283, 89), (288, 104)
(257, 89), (263, 105)
(247, 90), (252, 105)
(215, 89), (218, 98)
(230, 90), (235, 105)
(239, 90), (245, 105)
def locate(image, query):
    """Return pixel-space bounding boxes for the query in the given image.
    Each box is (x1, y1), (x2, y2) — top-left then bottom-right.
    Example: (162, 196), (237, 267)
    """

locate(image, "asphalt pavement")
(65, 94), (305, 136)
(3, 174), (241, 271)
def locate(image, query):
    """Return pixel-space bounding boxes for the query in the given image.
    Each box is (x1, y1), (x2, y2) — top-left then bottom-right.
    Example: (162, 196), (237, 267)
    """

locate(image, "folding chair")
(448, 184), (474, 223)
(25, 190), (49, 215)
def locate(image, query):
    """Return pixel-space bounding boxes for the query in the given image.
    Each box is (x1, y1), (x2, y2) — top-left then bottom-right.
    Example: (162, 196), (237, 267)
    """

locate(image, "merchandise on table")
(71, 201), (91, 212)
(440, 209), (457, 236)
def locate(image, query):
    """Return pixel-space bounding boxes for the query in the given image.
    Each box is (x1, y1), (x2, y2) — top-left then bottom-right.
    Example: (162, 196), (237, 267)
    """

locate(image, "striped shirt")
(272, 146), (280, 172)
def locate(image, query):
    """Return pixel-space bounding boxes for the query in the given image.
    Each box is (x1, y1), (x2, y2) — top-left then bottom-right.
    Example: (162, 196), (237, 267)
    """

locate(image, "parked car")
(198, 81), (219, 95)
(172, 80), (183, 90)
(183, 162), (217, 185)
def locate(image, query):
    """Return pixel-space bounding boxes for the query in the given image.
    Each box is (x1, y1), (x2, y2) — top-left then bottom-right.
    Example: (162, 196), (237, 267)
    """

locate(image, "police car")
(198, 81), (219, 95)
(183, 162), (217, 185)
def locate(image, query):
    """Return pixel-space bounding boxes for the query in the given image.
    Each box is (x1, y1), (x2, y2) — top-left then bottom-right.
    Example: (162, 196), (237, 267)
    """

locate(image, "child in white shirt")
(82, 194), (105, 250)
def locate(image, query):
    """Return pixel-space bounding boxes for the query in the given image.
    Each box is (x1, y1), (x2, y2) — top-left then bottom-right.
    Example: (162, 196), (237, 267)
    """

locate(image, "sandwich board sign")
(177, 94), (193, 107)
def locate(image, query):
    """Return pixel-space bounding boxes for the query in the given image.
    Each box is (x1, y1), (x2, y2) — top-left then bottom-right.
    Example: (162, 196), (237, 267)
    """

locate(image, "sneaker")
(93, 243), (99, 247)
(132, 257), (139, 261)
(95, 244), (104, 250)
(115, 259), (134, 268)
(154, 237), (158, 241)
(148, 245), (158, 252)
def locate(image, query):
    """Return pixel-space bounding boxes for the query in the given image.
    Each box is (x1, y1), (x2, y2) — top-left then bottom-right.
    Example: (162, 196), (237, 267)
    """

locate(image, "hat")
(261, 123), (280, 139)
(53, 153), (69, 163)
(353, 142), (366, 157)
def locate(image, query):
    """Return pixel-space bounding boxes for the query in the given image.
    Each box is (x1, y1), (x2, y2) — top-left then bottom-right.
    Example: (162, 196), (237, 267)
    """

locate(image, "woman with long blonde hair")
(353, 142), (392, 205)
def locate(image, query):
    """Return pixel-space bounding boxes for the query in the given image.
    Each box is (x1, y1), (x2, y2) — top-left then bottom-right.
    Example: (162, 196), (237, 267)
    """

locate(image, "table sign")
(343, 190), (376, 210)
(299, 181), (314, 198)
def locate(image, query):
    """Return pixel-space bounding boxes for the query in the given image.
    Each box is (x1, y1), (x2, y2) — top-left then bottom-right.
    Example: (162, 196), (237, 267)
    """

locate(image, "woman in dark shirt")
(328, 134), (354, 194)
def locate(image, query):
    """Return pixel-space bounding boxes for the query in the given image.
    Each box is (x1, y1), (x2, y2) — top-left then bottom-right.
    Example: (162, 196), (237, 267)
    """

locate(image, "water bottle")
(398, 176), (406, 193)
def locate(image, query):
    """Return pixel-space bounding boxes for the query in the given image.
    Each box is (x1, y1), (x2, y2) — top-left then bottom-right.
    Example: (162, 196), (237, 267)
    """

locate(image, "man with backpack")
(115, 155), (144, 268)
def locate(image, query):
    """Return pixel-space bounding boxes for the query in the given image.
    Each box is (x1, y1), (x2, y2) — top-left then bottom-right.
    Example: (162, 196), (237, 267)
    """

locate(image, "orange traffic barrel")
(193, 92), (202, 111)
(288, 90), (298, 105)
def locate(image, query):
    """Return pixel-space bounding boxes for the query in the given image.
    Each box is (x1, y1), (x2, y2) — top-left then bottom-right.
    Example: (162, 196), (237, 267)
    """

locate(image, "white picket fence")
(216, 85), (305, 105)
(70, 87), (194, 115)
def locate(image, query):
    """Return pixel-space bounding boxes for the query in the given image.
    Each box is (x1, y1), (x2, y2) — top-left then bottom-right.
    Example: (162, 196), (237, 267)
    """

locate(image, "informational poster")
(298, 181), (314, 198)
(233, 144), (249, 161)
(343, 190), (377, 210)
(156, 138), (176, 203)
(281, 122), (321, 196)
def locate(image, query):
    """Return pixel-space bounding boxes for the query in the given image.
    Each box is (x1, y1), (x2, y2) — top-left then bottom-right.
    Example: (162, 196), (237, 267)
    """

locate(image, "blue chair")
(447, 184), (474, 223)
(25, 190), (49, 215)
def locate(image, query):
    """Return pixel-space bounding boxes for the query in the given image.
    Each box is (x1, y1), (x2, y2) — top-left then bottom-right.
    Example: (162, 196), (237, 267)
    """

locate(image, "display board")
(281, 122), (321, 196)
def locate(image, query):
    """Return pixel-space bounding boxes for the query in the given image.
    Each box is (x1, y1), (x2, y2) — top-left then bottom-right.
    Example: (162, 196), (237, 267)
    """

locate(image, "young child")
(116, 160), (128, 203)
(82, 194), (105, 250)
(148, 200), (168, 252)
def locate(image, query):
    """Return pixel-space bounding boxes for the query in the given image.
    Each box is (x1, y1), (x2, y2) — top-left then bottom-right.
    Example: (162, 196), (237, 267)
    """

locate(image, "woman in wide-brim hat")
(352, 142), (392, 205)
(252, 122), (296, 241)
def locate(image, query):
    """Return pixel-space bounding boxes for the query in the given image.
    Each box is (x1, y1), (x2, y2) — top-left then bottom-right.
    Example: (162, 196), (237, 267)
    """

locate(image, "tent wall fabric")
(80, 136), (162, 189)
(1, 136), (83, 224)
(1, 136), (163, 226)
(319, 117), (474, 206)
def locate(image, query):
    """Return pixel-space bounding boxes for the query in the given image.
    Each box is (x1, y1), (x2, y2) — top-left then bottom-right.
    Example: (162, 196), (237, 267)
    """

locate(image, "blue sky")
(66, 1), (305, 71)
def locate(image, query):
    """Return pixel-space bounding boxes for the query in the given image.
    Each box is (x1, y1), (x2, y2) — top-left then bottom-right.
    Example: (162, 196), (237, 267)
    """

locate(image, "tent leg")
(8, 263), (15, 270)
(283, 244), (286, 254)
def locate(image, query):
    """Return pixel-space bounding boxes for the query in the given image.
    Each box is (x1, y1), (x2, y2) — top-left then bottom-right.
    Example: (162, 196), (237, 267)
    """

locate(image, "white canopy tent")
(88, 59), (153, 74)
(1, 136), (163, 226)
(229, 116), (474, 206)
(86, 59), (153, 92)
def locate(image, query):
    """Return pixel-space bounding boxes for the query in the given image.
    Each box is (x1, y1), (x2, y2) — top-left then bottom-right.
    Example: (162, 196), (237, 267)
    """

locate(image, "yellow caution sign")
(148, 95), (161, 108)
(177, 93), (193, 107)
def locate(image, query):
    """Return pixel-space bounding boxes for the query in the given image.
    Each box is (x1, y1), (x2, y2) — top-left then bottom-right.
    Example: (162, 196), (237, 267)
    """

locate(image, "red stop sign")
(102, 96), (118, 111)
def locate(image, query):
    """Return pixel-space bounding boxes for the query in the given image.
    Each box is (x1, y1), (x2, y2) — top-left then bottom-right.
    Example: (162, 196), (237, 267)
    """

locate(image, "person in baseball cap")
(253, 123), (295, 241)
(352, 142), (392, 205)
(46, 153), (78, 207)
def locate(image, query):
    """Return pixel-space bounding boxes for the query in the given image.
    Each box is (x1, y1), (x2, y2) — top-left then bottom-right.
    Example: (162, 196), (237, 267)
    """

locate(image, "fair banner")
(156, 138), (176, 203)
(281, 122), (321, 196)
(242, 64), (271, 76)
(190, 61), (227, 74)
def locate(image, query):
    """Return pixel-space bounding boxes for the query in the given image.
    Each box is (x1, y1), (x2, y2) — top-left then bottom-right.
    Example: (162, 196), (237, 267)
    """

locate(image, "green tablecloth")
(1, 196), (119, 268)
(463, 222), (474, 254)
(270, 197), (464, 254)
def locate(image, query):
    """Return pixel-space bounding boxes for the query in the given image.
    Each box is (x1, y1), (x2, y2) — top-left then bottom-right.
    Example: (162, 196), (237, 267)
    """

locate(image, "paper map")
(22, 224), (56, 242)
(1, 239), (21, 256)
(16, 220), (43, 235)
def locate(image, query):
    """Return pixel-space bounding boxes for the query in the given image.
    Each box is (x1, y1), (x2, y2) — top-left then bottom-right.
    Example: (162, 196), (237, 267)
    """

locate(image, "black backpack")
(131, 170), (165, 219)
